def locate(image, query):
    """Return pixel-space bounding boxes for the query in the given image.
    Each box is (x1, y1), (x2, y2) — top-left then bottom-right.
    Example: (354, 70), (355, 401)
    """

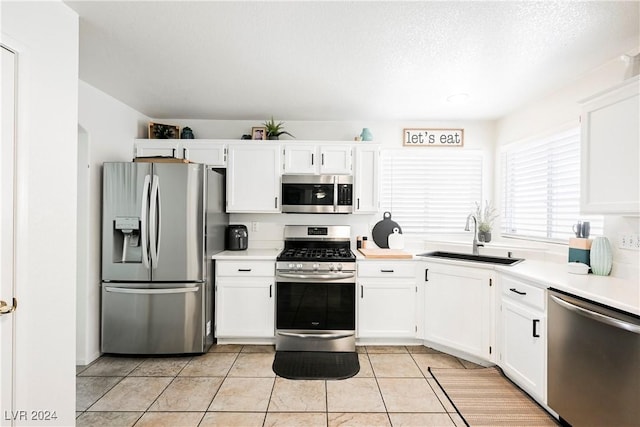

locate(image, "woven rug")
(429, 367), (558, 426)
(272, 351), (359, 380)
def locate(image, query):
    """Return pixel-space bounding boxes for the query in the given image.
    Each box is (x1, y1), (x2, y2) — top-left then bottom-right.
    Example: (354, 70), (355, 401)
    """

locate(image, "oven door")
(276, 280), (356, 351)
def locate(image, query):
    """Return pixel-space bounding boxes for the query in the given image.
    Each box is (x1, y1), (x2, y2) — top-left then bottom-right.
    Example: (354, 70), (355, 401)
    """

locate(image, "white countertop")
(211, 247), (639, 316)
(212, 248), (281, 260)
(496, 260), (640, 316)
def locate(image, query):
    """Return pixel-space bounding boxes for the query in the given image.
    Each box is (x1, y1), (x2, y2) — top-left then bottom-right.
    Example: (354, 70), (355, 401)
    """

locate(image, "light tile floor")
(76, 344), (482, 427)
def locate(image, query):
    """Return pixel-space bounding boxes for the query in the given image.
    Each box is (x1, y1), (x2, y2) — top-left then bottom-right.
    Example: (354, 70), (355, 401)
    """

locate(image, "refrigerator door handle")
(150, 174), (161, 268)
(104, 286), (198, 295)
(141, 174), (151, 269)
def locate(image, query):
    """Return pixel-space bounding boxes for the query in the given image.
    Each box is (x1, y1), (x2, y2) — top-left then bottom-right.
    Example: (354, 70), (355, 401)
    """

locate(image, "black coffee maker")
(226, 225), (248, 251)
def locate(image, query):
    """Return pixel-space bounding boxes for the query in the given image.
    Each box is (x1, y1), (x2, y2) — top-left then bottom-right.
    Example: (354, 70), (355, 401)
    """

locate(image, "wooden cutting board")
(358, 248), (413, 259)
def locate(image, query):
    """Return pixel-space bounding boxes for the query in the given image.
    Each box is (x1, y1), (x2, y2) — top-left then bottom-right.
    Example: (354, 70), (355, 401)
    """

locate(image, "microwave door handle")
(333, 176), (338, 212)
(140, 174), (151, 269)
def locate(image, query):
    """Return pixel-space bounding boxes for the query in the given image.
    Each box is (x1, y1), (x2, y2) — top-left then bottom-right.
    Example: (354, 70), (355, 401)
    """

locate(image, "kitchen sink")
(416, 251), (524, 266)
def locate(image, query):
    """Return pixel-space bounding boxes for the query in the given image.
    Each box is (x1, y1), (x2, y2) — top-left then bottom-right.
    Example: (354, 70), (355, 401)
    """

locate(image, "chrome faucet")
(465, 214), (484, 255)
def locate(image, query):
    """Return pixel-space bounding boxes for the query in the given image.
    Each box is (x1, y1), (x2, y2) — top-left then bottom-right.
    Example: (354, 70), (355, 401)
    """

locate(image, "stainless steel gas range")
(275, 225), (356, 352)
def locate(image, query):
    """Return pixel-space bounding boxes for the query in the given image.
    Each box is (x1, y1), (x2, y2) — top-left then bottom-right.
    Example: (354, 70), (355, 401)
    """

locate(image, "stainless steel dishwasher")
(548, 289), (640, 426)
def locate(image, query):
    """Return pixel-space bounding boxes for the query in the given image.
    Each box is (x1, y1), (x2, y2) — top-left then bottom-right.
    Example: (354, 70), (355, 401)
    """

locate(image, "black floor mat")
(272, 351), (360, 380)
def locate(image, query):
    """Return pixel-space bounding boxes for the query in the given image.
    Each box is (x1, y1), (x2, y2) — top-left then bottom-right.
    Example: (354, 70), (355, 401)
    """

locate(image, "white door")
(1, 45), (17, 426)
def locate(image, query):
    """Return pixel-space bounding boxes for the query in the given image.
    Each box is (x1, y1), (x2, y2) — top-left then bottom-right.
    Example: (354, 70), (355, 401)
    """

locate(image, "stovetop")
(277, 247), (355, 262)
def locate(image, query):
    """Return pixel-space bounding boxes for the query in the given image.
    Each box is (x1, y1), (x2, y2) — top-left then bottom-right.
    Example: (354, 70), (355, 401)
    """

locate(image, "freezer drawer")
(101, 282), (210, 354)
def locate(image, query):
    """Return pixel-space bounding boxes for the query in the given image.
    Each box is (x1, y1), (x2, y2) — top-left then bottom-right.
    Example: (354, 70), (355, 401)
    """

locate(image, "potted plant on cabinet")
(475, 200), (498, 243)
(263, 117), (294, 140)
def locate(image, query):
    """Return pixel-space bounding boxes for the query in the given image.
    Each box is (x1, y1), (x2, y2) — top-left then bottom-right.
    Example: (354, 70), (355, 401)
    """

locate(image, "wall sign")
(403, 128), (464, 147)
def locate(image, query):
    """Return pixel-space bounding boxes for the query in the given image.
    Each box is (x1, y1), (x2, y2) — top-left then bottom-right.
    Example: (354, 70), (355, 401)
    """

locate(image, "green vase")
(590, 237), (612, 276)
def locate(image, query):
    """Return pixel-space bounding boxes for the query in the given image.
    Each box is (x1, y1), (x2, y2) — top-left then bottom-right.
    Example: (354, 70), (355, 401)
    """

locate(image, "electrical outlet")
(618, 233), (640, 250)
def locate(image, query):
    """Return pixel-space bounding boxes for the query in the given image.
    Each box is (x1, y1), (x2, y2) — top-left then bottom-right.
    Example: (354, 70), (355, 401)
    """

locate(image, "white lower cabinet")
(422, 262), (493, 360)
(357, 261), (417, 338)
(499, 274), (547, 402)
(215, 261), (275, 338)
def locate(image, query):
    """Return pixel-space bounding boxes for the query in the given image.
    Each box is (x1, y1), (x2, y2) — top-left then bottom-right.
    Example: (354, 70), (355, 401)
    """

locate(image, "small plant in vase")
(264, 117), (295, 140)
(475, 200), (498, 243)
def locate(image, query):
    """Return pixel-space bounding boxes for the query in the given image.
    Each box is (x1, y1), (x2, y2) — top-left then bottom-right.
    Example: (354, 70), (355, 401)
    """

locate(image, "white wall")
(496, 51), (640, 279)
(1, 2), (78, 425)
(77, 80), (150, 365)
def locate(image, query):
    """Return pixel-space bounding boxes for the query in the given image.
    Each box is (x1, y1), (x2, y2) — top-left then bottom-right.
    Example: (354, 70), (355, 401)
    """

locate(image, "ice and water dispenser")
(113, 216), (142, 263)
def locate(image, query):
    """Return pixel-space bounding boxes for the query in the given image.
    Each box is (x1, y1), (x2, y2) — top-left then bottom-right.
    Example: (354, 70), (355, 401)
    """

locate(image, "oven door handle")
(276, 272), (355, 280)
(277, 331), (355, 340)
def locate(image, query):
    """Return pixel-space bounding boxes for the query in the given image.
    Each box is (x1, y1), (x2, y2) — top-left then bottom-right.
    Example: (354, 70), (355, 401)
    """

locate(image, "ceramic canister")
(590, 236), (612, 276)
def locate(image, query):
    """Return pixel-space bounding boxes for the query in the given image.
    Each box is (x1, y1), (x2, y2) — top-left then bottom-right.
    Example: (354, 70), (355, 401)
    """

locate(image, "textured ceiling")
(65, 1), (639, 121)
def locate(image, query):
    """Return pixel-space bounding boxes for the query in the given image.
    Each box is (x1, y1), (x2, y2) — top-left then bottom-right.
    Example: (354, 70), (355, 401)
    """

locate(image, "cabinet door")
(358, 279), (416, 338)
(134, 139), (181, 158)
(227, 144), (280, 212)
(423, 264), (493, 359)
(500, 299), (546, 401)
(319, 146), (352, 174)
(581, 77), (640, 214)
(354, 146), (380, 213)
(215, 278), (274, 338)
(182, 141), (227, 167)
(282, 144), (317, 174)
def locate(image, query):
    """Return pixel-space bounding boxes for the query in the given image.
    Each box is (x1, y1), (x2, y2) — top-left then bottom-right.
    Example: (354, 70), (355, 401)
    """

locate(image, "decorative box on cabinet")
(580, 76), (640, 214)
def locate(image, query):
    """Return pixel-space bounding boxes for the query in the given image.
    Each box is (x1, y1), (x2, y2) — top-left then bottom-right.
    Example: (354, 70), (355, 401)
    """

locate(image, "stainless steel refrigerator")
(101, 161), (227, 354)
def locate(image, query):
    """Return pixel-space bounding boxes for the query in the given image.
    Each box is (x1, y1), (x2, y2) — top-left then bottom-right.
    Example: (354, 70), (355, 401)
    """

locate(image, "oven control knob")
(328, 264), (335, 271)
(312, 263), (319, 271)
(296, 263), (303, 270)
(288, 263), (295, 269)
(337, 263), (343, 271)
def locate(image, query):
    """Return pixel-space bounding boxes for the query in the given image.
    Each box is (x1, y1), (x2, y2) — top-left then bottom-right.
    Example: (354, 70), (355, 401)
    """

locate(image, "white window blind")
(381, 150), (483, 234)
(501, 127), (603, 241)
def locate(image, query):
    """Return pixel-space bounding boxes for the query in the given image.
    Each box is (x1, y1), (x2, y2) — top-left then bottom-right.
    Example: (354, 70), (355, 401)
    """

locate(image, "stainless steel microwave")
(281, 175), (353, 213)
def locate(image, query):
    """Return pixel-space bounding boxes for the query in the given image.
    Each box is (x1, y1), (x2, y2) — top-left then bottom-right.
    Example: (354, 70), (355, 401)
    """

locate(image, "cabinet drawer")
(216, 261), (274, 277)
(501, 275), (545, 311)
(358, 262), (415, 278)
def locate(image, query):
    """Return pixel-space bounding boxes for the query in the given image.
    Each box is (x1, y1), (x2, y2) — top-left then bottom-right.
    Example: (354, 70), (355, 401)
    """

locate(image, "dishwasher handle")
(550, 294), (640, 334)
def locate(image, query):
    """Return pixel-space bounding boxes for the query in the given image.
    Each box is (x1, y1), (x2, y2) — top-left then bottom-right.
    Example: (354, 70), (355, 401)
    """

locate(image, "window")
(381, 149), (483, 234)
(501, 127), (603, 241)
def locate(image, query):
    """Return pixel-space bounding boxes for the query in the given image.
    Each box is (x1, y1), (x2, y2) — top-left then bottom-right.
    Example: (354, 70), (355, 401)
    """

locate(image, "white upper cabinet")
(354, 145), (380, 213)
(282, 143), (352, 175)
(134, 139), (180, 158)
(182, 140), (227, 167)
(226, 143), (281, 213)
(580, 76), (640, 215)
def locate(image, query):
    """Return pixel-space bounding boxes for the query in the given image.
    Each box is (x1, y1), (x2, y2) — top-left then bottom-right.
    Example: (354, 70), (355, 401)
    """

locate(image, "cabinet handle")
(322, 153), (325, 165)
(360, 285), (364, 299)
(533, 319), (540, 337)
(311, 153), (314, 165)
(172, 148), (176, 158)
(380, 269), (394, 273)
(357, 198), (360, 210)
(425, 268), (429, 282)
(238, 269), (252, 272)
(275, 197), (278, 209)
(183, 148), (187, 158)
(510, 288), (527, 295)
(269, 284), (272, 298)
